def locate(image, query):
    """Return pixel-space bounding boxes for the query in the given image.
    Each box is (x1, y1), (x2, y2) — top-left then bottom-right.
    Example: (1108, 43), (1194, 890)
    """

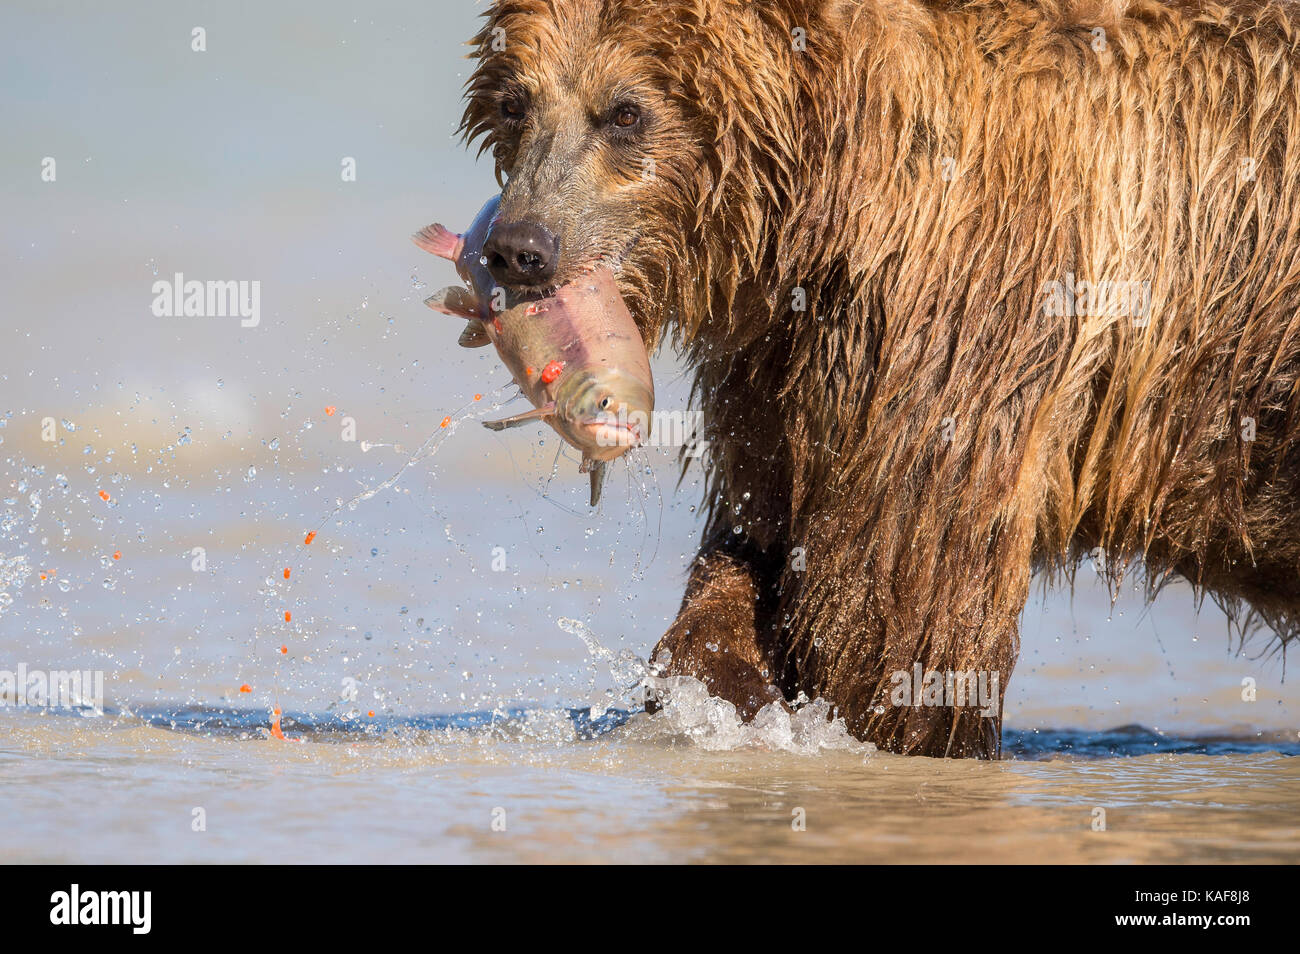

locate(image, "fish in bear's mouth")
(412, 195), (655, 506)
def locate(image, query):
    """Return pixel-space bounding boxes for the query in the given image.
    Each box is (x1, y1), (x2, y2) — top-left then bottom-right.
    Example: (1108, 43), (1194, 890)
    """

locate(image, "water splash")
(558, 616), (647, 691)
(0, 553), (32, 616)
(559, 616), (873, 756)
(321, 386), (511, 518)
(637, 675), (874, 755)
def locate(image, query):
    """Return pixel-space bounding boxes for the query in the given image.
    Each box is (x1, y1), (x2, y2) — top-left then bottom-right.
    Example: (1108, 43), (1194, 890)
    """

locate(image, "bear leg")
(645, 550), (785, 719)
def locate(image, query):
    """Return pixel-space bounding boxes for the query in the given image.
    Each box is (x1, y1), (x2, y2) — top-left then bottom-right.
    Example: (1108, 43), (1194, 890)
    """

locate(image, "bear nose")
(482, 221), (559, 285)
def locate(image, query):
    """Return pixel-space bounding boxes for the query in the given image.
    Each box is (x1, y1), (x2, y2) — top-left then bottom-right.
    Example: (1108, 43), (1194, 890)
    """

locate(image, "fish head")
(555, 367), (654, 461)
(458, 195), (503, 301)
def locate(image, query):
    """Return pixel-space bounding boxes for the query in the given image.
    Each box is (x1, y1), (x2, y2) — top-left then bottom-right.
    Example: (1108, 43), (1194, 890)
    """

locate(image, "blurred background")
(0, 0), (1294, 737)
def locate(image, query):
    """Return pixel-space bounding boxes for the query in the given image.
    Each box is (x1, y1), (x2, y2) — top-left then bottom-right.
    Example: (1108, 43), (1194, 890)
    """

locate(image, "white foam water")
(635, 676), (874, 755)
(559, 616), (873, 757)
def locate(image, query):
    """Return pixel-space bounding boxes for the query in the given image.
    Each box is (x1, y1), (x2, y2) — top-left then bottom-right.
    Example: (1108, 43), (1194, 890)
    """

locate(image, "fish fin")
(482, 402), (556, 431)
(588, 460), (606, 507)
(424, 286), (482, 320)
(412, 223), (462, 261)
(458, 321), (491, 348)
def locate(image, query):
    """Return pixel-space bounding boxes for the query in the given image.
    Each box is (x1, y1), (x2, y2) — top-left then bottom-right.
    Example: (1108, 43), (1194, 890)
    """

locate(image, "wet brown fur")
(463, 0), (1300, 756)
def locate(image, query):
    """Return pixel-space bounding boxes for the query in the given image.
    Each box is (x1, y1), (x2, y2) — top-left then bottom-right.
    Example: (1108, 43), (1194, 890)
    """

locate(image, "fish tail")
(412, 223), (463, 261)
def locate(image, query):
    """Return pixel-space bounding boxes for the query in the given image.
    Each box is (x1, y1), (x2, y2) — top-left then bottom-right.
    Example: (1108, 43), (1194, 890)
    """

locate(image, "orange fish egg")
(98, 490), (110, 502)
(368, 710), (375, 718)
(284, 611), (291, 622)
(304, 531), (316, 545)
(270, 708), (286, 740)
(325, 405), (337, 416)
(280, 644), (288, 654)
(525, 366), (535, 377)
(112, 551), (121, 561)
(473, 393), (482, 401)
(540, 360), (565, 384)
(239, 684), (251, 693)
(283, 567), (291, 580)
(440, 416), (451, 428)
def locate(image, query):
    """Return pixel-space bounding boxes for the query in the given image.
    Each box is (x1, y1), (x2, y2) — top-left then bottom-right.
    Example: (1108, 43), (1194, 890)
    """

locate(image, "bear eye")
(600, 396), (612, 409)
(500, 96), (527, 124)
(610, 104), (641, 130)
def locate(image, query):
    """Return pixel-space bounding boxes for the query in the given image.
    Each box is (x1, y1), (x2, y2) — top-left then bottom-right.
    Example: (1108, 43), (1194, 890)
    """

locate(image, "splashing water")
(0, 552), (31, 616)
(319, 385), (512, 519)
(635, 676), (874, 755)
(558, 616), (648, 693)
(558, 616), (873, 756)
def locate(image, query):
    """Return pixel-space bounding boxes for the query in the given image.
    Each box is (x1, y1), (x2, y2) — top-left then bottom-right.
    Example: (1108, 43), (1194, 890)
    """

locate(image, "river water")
(0, 0), (1296, 863)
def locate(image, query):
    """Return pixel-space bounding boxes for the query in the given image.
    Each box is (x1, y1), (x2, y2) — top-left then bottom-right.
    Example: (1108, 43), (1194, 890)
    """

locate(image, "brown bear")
(460, 0), (1300, 757)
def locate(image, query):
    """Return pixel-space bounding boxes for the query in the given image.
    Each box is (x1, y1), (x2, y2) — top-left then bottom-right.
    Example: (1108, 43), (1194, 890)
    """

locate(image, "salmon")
(413, 196), (654, 505)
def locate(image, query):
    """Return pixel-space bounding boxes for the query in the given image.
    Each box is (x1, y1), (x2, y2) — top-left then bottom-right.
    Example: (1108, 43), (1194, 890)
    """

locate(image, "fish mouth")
(580, 413), (644, 450)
